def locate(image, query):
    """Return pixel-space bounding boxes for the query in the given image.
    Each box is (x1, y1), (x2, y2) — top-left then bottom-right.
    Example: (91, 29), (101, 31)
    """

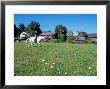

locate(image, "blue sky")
(14, 14), (97, 33)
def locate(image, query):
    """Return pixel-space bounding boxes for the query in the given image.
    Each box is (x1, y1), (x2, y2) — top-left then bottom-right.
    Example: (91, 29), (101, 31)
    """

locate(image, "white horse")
(26, 35), (46, 47)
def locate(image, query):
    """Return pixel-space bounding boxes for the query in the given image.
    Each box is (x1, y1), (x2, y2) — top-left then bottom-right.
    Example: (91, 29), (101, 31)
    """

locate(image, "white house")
(20, 32), (29, 40)
(73, 32), (79, 36)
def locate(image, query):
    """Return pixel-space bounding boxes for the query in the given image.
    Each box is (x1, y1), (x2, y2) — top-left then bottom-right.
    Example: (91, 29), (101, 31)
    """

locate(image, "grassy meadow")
(14, 42), (97, 76)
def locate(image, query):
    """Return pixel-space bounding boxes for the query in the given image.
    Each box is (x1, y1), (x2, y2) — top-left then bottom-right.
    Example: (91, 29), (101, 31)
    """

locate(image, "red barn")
(40, 32), (54, 40)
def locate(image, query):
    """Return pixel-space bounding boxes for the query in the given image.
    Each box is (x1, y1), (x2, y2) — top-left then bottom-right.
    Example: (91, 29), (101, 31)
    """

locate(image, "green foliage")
(27, 20), (42, 36)
(14, 24), (18, 37)
(78, 32), (88, 39)
(14, 24), (22, 38)
(14, 42), (97, 76)
(84, 38), (96, 44)
(78, 32), (86, 36)
(55, 25), (67, 42)
(66, 31), (74, 43)
(84, 40), (93, 44)
(48, 39), (66, 43)
(27, 21), (37, 31)
(25, 29), (32, 35)
(66, 36), (74, 43)
(19, 23), (25, 32)
(14, 21), (42, 38)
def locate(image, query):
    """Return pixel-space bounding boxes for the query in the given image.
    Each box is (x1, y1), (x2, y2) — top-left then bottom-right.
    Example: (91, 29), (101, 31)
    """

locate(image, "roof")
(87, 33), (97, 38)
(40, 32), (54, 36)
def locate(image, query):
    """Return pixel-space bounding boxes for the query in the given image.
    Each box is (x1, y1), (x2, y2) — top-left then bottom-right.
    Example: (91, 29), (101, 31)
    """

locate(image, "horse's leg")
(32, 42), (36, 47)
(37, 40), (39, 47)
(37, 42), (41, 47)
(28, 42), (31, 46)
(38, 42), (41, 47)
(26, 39), (29, 45)
(33, 41), (36, 47)
(30, 41), (32, 46)
(26, 39), (31, 46)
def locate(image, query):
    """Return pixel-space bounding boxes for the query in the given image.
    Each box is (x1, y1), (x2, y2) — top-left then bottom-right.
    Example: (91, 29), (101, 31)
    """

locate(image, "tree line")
(14, 20), (87, 42)
(14, 20), (42, 38)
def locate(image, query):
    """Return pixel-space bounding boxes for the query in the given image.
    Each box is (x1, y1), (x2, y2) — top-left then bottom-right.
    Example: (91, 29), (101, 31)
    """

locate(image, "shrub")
(66, 36), (74, 43)
(84, 40), (96, 44)
(49, 39), (64, 43)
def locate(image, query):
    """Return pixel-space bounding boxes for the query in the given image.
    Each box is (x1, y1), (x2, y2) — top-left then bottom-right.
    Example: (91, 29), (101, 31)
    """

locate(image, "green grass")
(14, 42), (97, 76)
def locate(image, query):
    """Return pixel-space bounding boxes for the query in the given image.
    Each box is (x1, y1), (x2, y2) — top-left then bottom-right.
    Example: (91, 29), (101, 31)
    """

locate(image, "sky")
(14, 14), (97, 33)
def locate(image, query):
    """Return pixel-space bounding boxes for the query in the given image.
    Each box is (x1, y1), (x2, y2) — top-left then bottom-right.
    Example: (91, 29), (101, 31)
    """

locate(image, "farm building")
(40, 32), (54, 40)
(73, 33), (97, 43)
(73, 32), (79, 36)
(87, 33), (97, 42)
(20, 32), (29, 40)
(74, 36), (86, 43)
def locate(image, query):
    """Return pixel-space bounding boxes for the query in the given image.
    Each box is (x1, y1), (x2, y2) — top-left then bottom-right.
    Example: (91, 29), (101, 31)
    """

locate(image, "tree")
(19, 23), (25, 32)
(78, 31), (88, 39)
(66, 31), (74, 43)
(14, 24), (21, 38)
(14, 24), (17, 37)
(27, 20), (42, 36)
(54, 25), (67, 42)
(78, 31), (86, 37)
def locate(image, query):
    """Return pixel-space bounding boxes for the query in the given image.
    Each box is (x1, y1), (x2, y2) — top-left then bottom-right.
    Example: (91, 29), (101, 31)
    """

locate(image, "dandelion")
(43, 68), (45, 70)
(45, 63), (48, 65)
(50, 66), (53, 68)
(57, 68), (59, 70)
(88, 67), (91, 70)
(52, 63), (55, 65)
(42, 59), (45, 62)
(65, 72), (67, 75)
